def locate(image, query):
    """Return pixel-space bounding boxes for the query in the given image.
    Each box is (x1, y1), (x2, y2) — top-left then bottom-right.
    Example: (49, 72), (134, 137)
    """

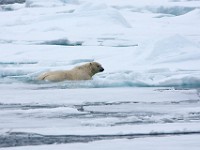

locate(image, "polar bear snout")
(100, 67), (104, 72)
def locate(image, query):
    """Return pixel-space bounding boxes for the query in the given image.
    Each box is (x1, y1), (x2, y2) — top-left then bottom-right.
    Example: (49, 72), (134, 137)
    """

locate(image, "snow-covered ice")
(0, 0), (200, 149)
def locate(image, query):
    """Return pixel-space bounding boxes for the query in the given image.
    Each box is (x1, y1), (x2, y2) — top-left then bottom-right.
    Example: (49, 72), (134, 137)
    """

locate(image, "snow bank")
(74, 3), (131, 28)
(0, 0), (200, 88)
(148, 34), (200, 63)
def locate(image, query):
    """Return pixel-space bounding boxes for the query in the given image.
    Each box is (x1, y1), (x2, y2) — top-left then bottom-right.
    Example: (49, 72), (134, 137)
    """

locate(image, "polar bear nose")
(100, 68), (104, 72)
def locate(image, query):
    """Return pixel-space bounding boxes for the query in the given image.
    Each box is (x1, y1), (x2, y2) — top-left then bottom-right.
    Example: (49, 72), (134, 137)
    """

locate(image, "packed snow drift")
(0, 0), (200, 88)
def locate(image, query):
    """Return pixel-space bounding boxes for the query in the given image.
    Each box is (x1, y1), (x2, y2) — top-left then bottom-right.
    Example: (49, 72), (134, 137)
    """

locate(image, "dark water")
(0, 0), (25, 5)
(1, 131), (200, 147)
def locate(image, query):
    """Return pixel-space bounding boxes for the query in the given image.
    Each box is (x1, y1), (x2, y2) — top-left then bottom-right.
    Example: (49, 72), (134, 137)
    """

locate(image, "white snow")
(0, 0), (200, 87)
(0, 0), (200, 149)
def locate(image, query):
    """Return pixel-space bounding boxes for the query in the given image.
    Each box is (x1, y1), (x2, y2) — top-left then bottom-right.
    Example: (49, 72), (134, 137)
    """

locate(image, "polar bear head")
(90, 62), (104, 74)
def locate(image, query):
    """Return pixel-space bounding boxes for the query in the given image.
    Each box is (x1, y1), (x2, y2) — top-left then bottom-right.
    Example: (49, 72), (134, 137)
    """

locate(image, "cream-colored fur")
(37, 62), (104, 82)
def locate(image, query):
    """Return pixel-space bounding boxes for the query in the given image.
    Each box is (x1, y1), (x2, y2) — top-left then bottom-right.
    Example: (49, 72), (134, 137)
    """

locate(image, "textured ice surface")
(0, 87), (200, 148)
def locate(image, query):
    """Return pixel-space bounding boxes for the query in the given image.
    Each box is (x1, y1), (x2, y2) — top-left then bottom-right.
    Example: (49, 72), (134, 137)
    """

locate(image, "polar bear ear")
(89, 62), (93, 70)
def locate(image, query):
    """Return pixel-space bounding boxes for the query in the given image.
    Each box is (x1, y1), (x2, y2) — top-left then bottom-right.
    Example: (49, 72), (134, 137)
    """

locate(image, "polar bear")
(37, 62), (104, 82)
